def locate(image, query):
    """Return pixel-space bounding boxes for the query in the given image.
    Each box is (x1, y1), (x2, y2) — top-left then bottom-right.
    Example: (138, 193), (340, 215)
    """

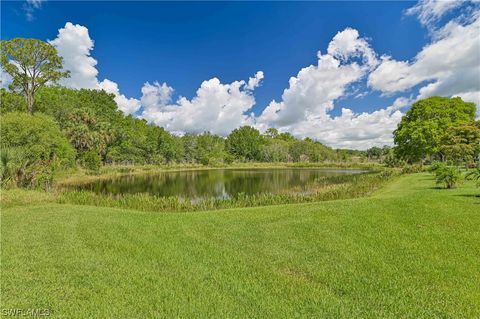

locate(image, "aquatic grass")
(57, 170), (398, 212)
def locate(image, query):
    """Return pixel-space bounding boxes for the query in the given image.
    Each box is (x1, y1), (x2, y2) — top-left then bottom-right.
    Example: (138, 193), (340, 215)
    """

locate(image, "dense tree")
(278, 132), (296, 142)
(261, 139), (290, 162)
(441, 123), (480, 164)
(394, 97), (476, 163)
(181, 134), (198, 164)
(264, 128), (279, 139)
(226, 126), (264, 161)
(1, 38), (69, 113)
(1, 86), (358, 169)
(0, 112), (75, 188)
(366, 147), (382, 160)
(0, 89), (27, 113)
(62, 108), (114, 163)
(196, 132), (226, 165)
(155, 126), (184, 163)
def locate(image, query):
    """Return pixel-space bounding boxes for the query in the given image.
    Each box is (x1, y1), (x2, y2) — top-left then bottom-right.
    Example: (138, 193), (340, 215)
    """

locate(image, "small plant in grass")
(433, 164), (461, 189)
(466, 168), (480, 187)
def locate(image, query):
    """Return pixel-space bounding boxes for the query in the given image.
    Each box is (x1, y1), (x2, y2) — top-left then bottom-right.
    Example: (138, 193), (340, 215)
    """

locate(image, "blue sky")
(2, 1), (479, 149)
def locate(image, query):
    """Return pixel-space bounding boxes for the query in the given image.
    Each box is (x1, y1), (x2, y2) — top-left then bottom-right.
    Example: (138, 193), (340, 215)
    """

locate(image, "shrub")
(466, 168), (480, 187)
(0, 112), (75, 189)
(401, 164), (424, 174)
(80, 150), (102, 172)
(433, 164), (461, 189)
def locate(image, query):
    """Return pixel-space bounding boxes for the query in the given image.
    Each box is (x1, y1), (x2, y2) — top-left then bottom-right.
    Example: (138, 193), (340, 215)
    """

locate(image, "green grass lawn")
(1, 173), (479, 318)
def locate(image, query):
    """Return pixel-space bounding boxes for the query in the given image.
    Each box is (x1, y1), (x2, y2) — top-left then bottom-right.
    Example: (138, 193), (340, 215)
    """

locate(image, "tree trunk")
(26, 94), (34, 114)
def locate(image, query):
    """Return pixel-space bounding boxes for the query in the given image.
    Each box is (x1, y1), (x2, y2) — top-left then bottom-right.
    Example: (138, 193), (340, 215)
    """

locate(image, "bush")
(0, 112), (75, 189)
(432, 163), (461, 189)
(401, 164), (424, 174)
(80, 150), (102, 172)
(466, 168), (480, 187)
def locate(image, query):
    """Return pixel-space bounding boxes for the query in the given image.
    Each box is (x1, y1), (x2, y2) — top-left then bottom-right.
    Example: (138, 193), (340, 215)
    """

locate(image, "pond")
(73, 168), (368, 200)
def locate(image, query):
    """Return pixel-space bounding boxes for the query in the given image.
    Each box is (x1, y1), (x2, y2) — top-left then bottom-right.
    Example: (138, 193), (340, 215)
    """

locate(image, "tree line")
(0, 86), (362, 188)
(1, 38), (479, 190)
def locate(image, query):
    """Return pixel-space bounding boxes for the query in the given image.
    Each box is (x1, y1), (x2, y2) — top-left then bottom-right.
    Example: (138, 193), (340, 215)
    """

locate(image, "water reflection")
(74, 168), (367, 199)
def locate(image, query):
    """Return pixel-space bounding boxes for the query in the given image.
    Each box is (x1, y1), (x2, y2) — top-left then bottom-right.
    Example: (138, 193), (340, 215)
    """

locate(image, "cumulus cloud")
(49, 22), (98, 89)
(246, 71), (264, 90)
(327, 27), (378, 68)
(47, 22), (262, 121)
(285, 99), (407, 149)
(368, 11), (480, 115)
(49, 22), (141, 114)
(140, 75), (262, 136)
(98, 79), (141, 114)
(255, 28), (404, 149)
(258, 28), (377, 128)
(24, 7), (479, 149)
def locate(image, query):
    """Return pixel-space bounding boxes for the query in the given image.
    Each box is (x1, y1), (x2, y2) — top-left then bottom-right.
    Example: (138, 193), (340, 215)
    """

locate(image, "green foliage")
(0, 89), (27, 113)
(62, 108), (113, 158)
(400, 164), (424, 174)
(288, 139), (335, 162)
(394, 96), (476, 163)
(0, 112), (75, 189)
(1, 85), (363, 181)
(366, 146), (391, 162)
(440, 123), (480, 164)
(195, 132), (226, 165)
(226, 126), (264, 161)
(1, 38), (69, 113)
(432, 163), (461, 189)
(465, 168), (480, 187)
(80, 150), (102, 172)
(260, 138), (290, 162)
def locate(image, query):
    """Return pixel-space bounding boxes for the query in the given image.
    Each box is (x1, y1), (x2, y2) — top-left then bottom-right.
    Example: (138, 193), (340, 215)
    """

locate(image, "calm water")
(74, 168), (367, 199)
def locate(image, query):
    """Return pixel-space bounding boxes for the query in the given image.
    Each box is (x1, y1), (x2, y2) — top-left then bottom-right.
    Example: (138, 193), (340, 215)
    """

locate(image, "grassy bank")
(1, 173), (479, 318)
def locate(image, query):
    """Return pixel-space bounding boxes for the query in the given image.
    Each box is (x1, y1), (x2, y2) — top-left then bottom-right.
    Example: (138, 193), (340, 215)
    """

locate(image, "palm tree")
(434, 165), (461, 189)
(466, 168), (480, 187)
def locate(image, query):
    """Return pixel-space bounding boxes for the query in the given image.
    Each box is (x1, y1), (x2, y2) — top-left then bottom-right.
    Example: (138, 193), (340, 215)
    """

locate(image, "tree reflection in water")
(74, 169), (367, 200)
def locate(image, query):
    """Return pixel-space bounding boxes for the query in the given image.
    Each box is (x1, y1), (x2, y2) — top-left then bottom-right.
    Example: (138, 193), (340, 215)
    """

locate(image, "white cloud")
(246, 71), (264, 90)
(49, 22), (98, 89)
(30, 11), (479, 149)
(98, 79), (141, 114)
(140, 81), (174, 110)
(23, 0), (44, 21)
(0, 67), (13, 89)
(256, 28), (403, 149)
(368, 12), (480, 116)
(284, 100), (406, 150)
(327, 27), (378, 68)
(49, 22), (141, 114)
(258, 28), (377, 128)
(140, 75), (262, 136)
(405, 0), (464, 28)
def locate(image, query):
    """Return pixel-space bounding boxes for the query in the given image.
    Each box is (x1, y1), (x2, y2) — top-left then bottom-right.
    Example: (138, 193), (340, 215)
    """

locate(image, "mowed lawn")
(1, 174), (479, 318)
